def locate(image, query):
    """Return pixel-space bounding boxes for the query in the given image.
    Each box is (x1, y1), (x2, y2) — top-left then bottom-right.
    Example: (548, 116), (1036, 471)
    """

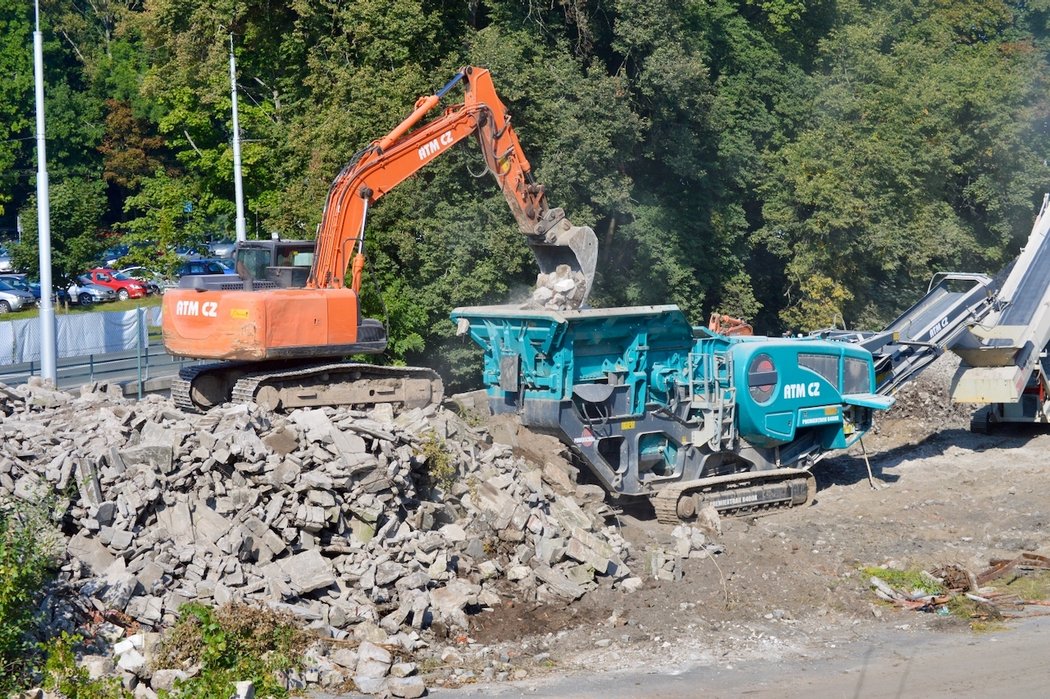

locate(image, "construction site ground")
(396, 357), (1050, 696)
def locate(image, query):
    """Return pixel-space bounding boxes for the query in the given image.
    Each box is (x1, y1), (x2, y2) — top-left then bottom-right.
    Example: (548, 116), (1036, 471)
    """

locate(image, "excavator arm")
(307, 66), (597, 307)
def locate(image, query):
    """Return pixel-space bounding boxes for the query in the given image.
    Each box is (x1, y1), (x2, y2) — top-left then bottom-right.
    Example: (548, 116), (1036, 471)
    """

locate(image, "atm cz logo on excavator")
(175, 300), (218, 318)
(418, 131), (455, 160)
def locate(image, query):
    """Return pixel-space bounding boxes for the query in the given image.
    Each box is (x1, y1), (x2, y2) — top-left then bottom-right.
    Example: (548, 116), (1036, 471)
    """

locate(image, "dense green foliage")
(0, 498), (56, 693)
(3, 0), (1050, 383)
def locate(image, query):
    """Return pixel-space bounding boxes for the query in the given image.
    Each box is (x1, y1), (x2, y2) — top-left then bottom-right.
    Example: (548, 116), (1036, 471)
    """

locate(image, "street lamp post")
(33, 0), (57, 384)
(230, 34), (247, 243)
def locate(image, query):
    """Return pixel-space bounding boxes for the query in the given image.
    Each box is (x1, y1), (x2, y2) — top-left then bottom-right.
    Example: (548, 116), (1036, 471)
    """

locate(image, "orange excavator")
(163, 66), (598, 412)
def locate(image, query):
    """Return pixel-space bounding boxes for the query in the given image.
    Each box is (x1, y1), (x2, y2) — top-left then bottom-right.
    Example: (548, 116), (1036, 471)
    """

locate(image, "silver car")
(0, 278), (36, 312)
(68, 276), (118, 305)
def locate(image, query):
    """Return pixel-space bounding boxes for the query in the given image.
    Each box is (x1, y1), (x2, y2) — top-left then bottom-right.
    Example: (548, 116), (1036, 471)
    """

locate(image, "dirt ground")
(430, 355), (1050, 691)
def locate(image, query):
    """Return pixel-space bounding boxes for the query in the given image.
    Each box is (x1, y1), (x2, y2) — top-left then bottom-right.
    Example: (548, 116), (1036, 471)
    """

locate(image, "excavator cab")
(234, 240), (314, 289)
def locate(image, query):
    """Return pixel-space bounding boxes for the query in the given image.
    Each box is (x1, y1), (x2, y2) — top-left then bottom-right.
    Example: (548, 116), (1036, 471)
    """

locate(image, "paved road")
(412, 617), (1050, 698)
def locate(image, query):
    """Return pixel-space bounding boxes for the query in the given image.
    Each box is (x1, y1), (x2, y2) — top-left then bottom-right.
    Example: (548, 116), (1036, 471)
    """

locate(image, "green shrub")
(43, 632), (130, 699)
(154, 603), (309, 698)
(0, 497), (58, 693)
(418, 432), (456, 492)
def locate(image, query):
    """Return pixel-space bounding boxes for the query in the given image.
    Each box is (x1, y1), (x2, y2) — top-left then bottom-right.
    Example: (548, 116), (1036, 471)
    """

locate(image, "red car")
(85, 267), (148, 301)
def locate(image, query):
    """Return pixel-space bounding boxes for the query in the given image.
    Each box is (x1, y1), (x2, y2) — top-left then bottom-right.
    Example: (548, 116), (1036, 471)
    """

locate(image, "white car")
(119, 266), (177, 295)
(67, 277), (118, 305)
(0, 246), (13, 273)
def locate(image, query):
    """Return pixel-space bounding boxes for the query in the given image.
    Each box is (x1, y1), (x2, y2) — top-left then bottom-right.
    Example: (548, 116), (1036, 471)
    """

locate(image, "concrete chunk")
(355, 640), (392, 694)
(278, 550), (335, 593)
(386, 676), (426, 698)
(534, 565), (586, 600)
(67, 532), (115, 574)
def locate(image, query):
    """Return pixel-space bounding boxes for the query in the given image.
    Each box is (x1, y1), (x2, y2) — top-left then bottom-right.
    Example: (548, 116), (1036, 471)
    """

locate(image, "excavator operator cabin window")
(237, 249), (270, 280)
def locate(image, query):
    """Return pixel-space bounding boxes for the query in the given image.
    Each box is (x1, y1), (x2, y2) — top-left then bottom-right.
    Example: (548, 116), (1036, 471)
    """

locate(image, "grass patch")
(945, 596), (1007, 630)
(995, 570), (1050, 600)
(0, 295), (161, 321)
(43, 632), (130, 698)
(154, 602), (309, 699)
(864, 566), (946, 595)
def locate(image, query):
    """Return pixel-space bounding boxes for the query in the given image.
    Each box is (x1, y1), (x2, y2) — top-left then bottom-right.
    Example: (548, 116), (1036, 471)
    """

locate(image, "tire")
(79, 292), (93, 305)
(0, 300), (10, 313)
(117, 288), (130, 301)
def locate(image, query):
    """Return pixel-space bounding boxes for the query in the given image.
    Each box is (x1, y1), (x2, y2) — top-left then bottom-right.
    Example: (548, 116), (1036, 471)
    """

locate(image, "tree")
(120, 171), (211, 275)
(758, 0), (1050, 331)
(14, 178), (108, 281)
(0, 0), (34, 219)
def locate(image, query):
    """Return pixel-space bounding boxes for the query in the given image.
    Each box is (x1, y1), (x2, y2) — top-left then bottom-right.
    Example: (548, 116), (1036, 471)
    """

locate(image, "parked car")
(215, 257), (236, 273)
(176, 258), (236, 276)
(0, 278), (37, 312)
(119, 266), (176, 295)
(0, 273), (39, 301)
(208, 239), (236, 257)
(67, 276), (118, 305)
(174, 244), (210, 260)
(84, 267), (148, 300)
(0, 245), (13, 273)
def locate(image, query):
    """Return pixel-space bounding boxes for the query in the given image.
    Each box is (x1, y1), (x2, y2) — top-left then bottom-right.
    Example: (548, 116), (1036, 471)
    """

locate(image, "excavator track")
(172, 362), (250, 414)
(652, 468), (816, 524)
(173, 361), (443, 413)
(231, 362), (442, 411)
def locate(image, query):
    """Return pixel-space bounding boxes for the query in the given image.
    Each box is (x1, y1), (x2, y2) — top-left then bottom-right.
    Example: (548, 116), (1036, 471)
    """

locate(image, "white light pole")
(33, 0), (57, 384)
(229, 34), (247, 243)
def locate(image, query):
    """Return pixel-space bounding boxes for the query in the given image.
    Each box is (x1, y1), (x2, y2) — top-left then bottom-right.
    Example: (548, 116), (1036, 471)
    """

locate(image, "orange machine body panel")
(162, 287), (362, 361)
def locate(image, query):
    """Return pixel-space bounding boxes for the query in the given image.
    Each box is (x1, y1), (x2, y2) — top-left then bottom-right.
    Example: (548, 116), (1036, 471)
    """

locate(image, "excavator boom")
(309, 66), (597, 304)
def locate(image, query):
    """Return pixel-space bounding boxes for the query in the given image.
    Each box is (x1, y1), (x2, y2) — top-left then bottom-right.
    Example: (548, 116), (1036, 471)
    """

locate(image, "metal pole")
(33, 0), (57, 385)
(229, 34), (247, 243)
(136, 307), (144, 399)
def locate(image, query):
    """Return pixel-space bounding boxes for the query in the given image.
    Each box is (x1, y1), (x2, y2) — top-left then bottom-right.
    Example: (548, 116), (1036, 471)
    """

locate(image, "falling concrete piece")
(429, 579), (480, 628)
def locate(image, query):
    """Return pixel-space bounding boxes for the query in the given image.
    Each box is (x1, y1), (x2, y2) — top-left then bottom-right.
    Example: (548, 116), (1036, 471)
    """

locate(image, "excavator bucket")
(527, 210), (599, 309)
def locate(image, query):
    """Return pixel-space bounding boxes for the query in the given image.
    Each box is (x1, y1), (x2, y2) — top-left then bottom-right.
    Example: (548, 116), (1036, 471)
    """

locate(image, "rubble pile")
(885, 353), (972, 429)
(530, 264), (589, 310)
(0, 379), (633, 695)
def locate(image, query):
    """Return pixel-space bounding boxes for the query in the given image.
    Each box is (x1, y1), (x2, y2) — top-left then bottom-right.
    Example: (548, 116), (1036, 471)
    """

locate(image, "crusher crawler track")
(652, 468), (816, 524)
(172, 360), (443, 413)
